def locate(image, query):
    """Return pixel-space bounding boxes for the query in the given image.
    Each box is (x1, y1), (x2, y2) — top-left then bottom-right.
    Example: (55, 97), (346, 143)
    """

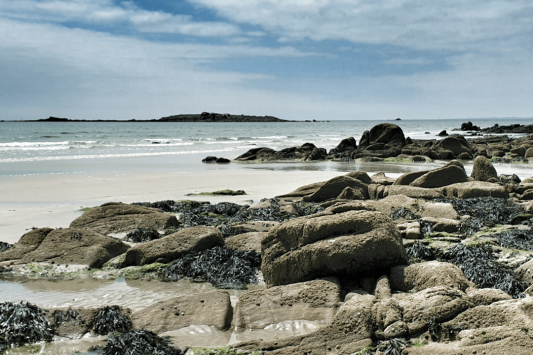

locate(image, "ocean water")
(0, 118), (531, 177)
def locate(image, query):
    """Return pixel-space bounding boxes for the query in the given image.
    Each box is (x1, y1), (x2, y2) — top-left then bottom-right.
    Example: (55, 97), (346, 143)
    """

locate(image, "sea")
(1, 118), (532, 178)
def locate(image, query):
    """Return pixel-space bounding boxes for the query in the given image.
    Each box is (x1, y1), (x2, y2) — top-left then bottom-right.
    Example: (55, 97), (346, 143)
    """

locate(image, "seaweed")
(439, 244), (529, 298)
(428, 316), (442, 340)
(390, 207), (420, 221)
(97, 329), (183, 355)
(406, 241), (435, 264)
(292, 201), (325, 216)
(0, 241), (11, 254)
(486, 229), (533, 251)
(377, 338), (408, 355)
(437, 197), (525, 235)
(92, 305), (132, 336)
(0, 301), (54, 352)
(72, 232), (82, 240)
(160, 246), (261, 289)
(124, 228), (160, 243)
(53, 308), (85, 327)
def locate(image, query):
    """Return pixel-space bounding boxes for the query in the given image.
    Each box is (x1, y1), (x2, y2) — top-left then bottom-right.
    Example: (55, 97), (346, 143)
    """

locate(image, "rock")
(131, 291), (232, 333)
(393, 171), (429, 186)
(471, 156), (498, 181)
(122, 226), (224, 267)
(225, 232), (265, 254)
(358, 123), (406, 148)
(514, 259), (533, 283)
(466, 288), (512, 306)
(456, 151), (472, 159)
(435, 136), (473, 157)
(215, 157), (230, 163)
(370, 172), (396, 186)
(404, 223), (422, 240)
(45, 307), (98, 337)
(328, 137), (357, 157)
(261, 210), (407, 287)
(440, 181), (508, 199)
(526, 147), (533, 158)
(336, 186), (366, 200)
(521, 190), (533, 200)
(373, 275), (392, 299)
(277, 181), (326, 198)
(234, 143), (327, 162)
(69, 202), (180, 235)
(410, 163), (469, 188)
(201, 156), (217, 163)
(385, 185), (445, 199)
(389, 261), (471, 292)
(382, 321), (408, 339)
(420, 217), (460, 233)
(412, 155), (427, 162)
(302, 175), (369, 202)
(461, 122), (481, 131)
(0, 228), (53, 262)
(394, 286), (472, 335)
(438, 130), (449, 136)
(234, 280), (340, 329)
(442, 297), (533, 331)
(236, 293), (375, 354)
(222, 221), (280, 235)
(344, 171), (373, 184)
(18, 228), (129, 268)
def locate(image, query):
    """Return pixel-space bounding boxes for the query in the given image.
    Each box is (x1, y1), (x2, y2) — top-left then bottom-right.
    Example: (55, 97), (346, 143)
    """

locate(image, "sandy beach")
(0, 169), (345, 244)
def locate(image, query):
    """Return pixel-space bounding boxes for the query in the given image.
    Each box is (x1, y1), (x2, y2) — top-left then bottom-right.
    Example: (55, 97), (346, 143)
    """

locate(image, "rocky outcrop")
(69, 202), (180, 235)
(393, 170), (429, 186)
(389, 261), (471, 292)
(434, 136), (473, 158)
(471, 156), (498, 181)
(327, 137), (357, 158)
(261, 210), (407, 287)
(234, 280), (340, 329)
(131, 291), (232, 332)
(18, 228), (129, 268)
(234, 143), (327, 162)
(440, 181), (508, 199)
(302, 175), (369, 202)
(359, 123), (406, 148)
(0, 228), (53, 262)
(122, 226), (224, 267)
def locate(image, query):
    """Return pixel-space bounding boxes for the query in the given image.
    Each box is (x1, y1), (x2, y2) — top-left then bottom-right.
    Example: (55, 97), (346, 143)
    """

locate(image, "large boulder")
(440, 181), (508, 199)
(234, 143), (327, 162)
(466, 288), (512, 307)
(18, 228), (129, 268)
(434, 136), (473, 157)
(131, 291), (232, 332)
(122, 226), (224, 267)
(234, 280), (340, 329)
(328, 137), (357, 157)
(261, 210), (407, 287)
(69, 202), (180, 235)
(384, 185), (445, 199)
(389, 261), (471, 292)
(359, 123), (406, 148)
(0, 228), (53, 262)
(302, 175), (369, 202)
(277, 181), (326, 198)
(471, 156), (498, 181)
(410, 162), (470, 188)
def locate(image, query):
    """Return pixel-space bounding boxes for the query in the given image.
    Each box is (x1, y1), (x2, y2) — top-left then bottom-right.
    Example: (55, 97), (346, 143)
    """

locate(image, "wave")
(0, 141), (69, 147)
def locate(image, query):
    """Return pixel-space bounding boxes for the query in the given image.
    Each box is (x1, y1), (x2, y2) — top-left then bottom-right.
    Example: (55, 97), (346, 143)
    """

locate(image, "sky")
(1, 0), (533, 121)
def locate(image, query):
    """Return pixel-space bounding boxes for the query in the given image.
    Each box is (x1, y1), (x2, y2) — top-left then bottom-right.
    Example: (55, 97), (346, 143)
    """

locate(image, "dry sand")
(0, 169), (343, 244)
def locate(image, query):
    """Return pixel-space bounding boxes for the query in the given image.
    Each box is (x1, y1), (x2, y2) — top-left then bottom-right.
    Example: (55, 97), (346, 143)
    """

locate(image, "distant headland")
(18, 112), (294, 123)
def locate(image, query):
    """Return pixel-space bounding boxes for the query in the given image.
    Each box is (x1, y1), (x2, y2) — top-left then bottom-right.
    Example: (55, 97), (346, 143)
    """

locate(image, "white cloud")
(0, 0), (240, 37)
(189, 0), (533, 51)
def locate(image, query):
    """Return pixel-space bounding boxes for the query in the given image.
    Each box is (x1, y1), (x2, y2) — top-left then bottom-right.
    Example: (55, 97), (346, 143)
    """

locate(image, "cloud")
(0, 0), (240, 37)
(189, 0), (533, 51)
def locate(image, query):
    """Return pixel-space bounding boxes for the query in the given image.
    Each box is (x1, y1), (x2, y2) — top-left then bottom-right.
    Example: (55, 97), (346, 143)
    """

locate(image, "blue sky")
(1, 0), (532, 120)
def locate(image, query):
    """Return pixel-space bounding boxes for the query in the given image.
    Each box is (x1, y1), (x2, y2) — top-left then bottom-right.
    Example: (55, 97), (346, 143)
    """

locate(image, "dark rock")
(328, 137), (357, 157)
(124, 228), (160, 243)
(471, 156), (498, 182)
(234, 143), (327, 162)
(389, 261), (471, 292)
(202, 156), (218, 163)
(215, 157), (230, 163)
(461, 121), (480, 131)
(97, 329), (183, 355)
(456, 152), (472, 160)
(358, 123), (406, 148)
(301, 175), (369, 202)
(438, 130), (449, 136)
(405, 137), (412, 145)
(435, 136), (473, 157)
(122, 226), (224, 267)
(393, 170), (429, 186)
(261, 210), (407, 287)
(0, 241), (11, 254)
